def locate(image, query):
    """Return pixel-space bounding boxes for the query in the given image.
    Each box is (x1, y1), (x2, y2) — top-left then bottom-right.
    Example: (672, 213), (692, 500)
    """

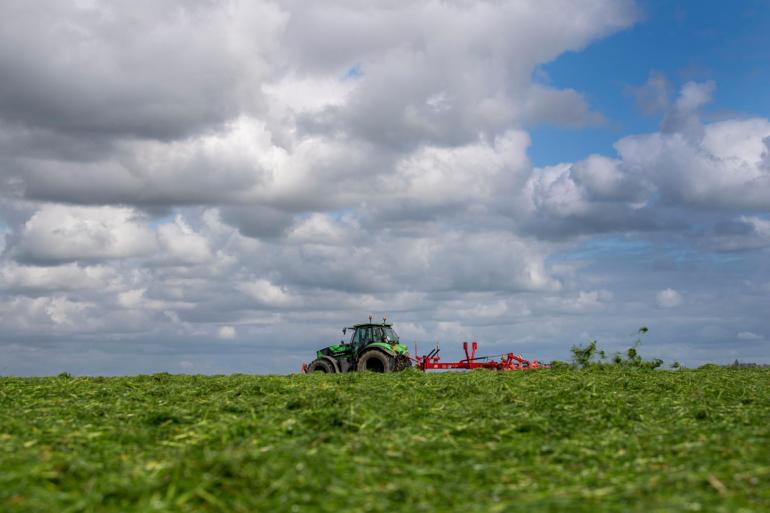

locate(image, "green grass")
(1, 368), (769, 512)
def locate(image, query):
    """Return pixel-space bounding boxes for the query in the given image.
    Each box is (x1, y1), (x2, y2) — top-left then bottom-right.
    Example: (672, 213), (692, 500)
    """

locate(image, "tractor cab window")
(353, 327), (372, 345)
(352, 326), (399, 345)
(382, 327), (399, 343)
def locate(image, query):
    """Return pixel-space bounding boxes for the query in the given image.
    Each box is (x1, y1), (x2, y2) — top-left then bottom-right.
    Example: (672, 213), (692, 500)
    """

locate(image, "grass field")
(1, 368), (769, 512)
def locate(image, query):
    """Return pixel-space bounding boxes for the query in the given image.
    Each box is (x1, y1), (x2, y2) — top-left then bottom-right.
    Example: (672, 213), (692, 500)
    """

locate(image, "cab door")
(353, 327), (373, 352)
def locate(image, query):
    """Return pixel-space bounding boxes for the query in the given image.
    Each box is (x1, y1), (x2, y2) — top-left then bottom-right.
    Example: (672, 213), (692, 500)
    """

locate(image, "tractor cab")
(346, 323), (401, 347)
(307, 320), (412, 373)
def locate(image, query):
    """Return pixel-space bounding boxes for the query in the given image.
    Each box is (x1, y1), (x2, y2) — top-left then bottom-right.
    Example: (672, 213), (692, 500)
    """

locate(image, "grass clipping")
(1, 368), (769, 512)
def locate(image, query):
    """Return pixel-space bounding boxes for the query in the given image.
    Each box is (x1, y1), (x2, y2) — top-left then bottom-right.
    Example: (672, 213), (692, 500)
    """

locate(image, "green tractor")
(305, 320), (412, 373)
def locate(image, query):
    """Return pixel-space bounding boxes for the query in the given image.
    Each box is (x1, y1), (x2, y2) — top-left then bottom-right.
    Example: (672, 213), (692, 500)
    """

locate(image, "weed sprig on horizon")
(564, 327), (665, 370)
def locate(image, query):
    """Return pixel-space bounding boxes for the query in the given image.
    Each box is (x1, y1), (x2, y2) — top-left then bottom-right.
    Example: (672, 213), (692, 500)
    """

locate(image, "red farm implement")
(414, 341), (548, 371)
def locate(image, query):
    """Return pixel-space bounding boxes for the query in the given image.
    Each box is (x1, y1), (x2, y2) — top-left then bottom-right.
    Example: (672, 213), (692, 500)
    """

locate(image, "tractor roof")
(352, 323), (392, 329)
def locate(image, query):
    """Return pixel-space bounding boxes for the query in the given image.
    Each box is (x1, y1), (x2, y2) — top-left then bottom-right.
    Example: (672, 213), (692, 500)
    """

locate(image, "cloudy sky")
(1, 0), (769, 375)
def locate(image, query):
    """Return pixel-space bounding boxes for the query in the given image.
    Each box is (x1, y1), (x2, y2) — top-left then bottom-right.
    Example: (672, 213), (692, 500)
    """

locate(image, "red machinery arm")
(414, 342), (548, 371)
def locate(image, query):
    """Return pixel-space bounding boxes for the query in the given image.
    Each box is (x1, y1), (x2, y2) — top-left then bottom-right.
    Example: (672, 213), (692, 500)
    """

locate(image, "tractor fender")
(317, 355), (341, 373)
(361, 343), (396, 357)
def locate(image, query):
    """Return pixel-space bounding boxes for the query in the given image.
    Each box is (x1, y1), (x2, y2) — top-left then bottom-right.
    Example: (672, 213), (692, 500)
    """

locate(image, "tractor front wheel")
(356, 350), (395, 373)
(307, 358), (336, 373)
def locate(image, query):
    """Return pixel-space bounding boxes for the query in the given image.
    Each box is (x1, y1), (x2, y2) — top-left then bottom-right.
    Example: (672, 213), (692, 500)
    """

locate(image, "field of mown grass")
(1, 368), (769, 512)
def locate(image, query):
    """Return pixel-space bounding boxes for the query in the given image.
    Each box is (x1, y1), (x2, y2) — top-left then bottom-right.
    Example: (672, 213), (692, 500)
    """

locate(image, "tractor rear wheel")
(307, 358), (336, 373)
(356, 350), (395, 373)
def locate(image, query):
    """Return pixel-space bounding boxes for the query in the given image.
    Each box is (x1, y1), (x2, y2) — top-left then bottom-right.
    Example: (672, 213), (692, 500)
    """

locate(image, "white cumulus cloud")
(15, 205), (156, 263)
(218, 326), (237, 340)
(656, 288), (683, 308)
